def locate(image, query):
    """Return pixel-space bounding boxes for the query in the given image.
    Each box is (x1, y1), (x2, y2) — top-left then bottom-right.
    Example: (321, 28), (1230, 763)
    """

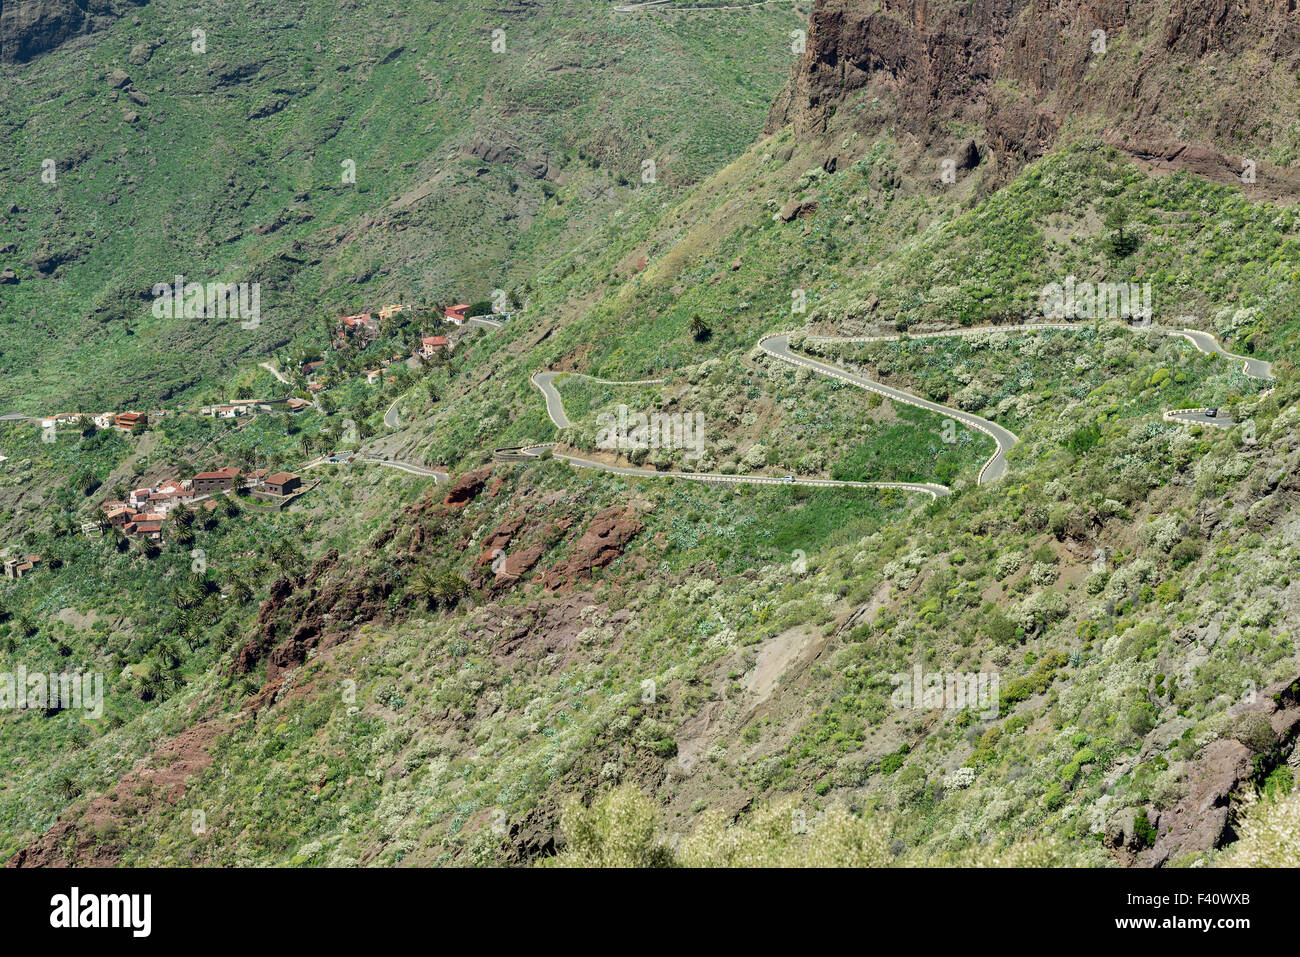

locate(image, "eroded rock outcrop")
(768, 0), (1300, 184)
(544, 507), (643, 589)
(1130, 677), (1300, 866)
(1, 0), (149, 63)
(444, 467), (493, 507)
(7, 719), (228, 867)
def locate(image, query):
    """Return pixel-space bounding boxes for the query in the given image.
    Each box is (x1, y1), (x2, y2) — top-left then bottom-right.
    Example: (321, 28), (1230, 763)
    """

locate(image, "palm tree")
(227, 575), (253, 604)
(409, 568), (440, 609)
(75, 469), (101, 496)
(181, 626), (205, 653)
(689, 314), (711, 342)
(189, 572), (216, 597)
(172, 607), (195, 638)
(272, 541), (304, 573)
(434, 572), (470, 608)
(153, 640), (183, 670)
(173, 583), (201, 611)
(410, 567), (469, 610)
(158, 669), (186, 699)
(52, 774), (83, 802)
(1104, 200), (1138, 257)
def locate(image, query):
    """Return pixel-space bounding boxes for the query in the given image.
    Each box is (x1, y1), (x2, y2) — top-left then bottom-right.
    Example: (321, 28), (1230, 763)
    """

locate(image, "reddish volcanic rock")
(545, 507), (643, 590)
(444, 467), (493, 507)
(767, 0), (1300, 185)
(1136, 677), (1300, 866)
(8, 719), (230, 867)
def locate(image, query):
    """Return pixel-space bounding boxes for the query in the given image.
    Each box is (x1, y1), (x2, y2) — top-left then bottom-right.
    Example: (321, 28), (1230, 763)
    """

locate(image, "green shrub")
(1132, 809), (1157, 848)
(1127, 702), (1158, 737)
(1231, 712), (1275, 754)
(1263, 765), (1294, 801)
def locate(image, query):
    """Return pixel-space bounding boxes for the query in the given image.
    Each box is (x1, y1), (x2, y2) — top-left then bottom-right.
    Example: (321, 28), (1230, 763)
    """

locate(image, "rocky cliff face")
(770, 0), (1300, 181)
(0, 0), (148, 63)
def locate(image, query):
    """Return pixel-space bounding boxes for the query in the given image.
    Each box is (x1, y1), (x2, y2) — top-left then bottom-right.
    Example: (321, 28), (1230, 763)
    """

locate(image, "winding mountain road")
(516, 321), (1275, 497)
(523, 367), (952, 498)
(383, 399), (402, 429)
(348, 316), (1273, 500)
(1172, 329), (1272, 379)
(759, 332), (1018, 483)
(304, 454), (449, 483)
(530, 371), (667, 429)
(357, 455), (449, 482)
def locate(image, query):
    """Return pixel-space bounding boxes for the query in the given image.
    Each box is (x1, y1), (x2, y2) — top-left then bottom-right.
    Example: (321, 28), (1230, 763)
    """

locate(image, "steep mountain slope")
(2, 0), (1299, 869)
(0, 0), (148, 63)
(0, 0), (803, 411)
(770, 0), (1300, 189)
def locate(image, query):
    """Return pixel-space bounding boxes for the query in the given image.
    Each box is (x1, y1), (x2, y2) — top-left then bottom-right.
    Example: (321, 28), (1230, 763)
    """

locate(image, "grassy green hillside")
(3, 0), (1300, 872)
(6, 122), (1298, 866)
(0, 0), (804, 412)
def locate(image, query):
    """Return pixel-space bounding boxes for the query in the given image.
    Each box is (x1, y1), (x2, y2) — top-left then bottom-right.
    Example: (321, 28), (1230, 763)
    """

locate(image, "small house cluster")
(260, 472), (302, 497)
(190, 466), (243, 495)
(334, 304), (408, 349)
(40, 410), (164, 433)
(447, 303), (512, 324)
(3, 554), (41, 579)
(101, 476), (199, 539)
(199, 399), (266, 418)
(418, 335), (449, 359)
(95, 467), (304, 542)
